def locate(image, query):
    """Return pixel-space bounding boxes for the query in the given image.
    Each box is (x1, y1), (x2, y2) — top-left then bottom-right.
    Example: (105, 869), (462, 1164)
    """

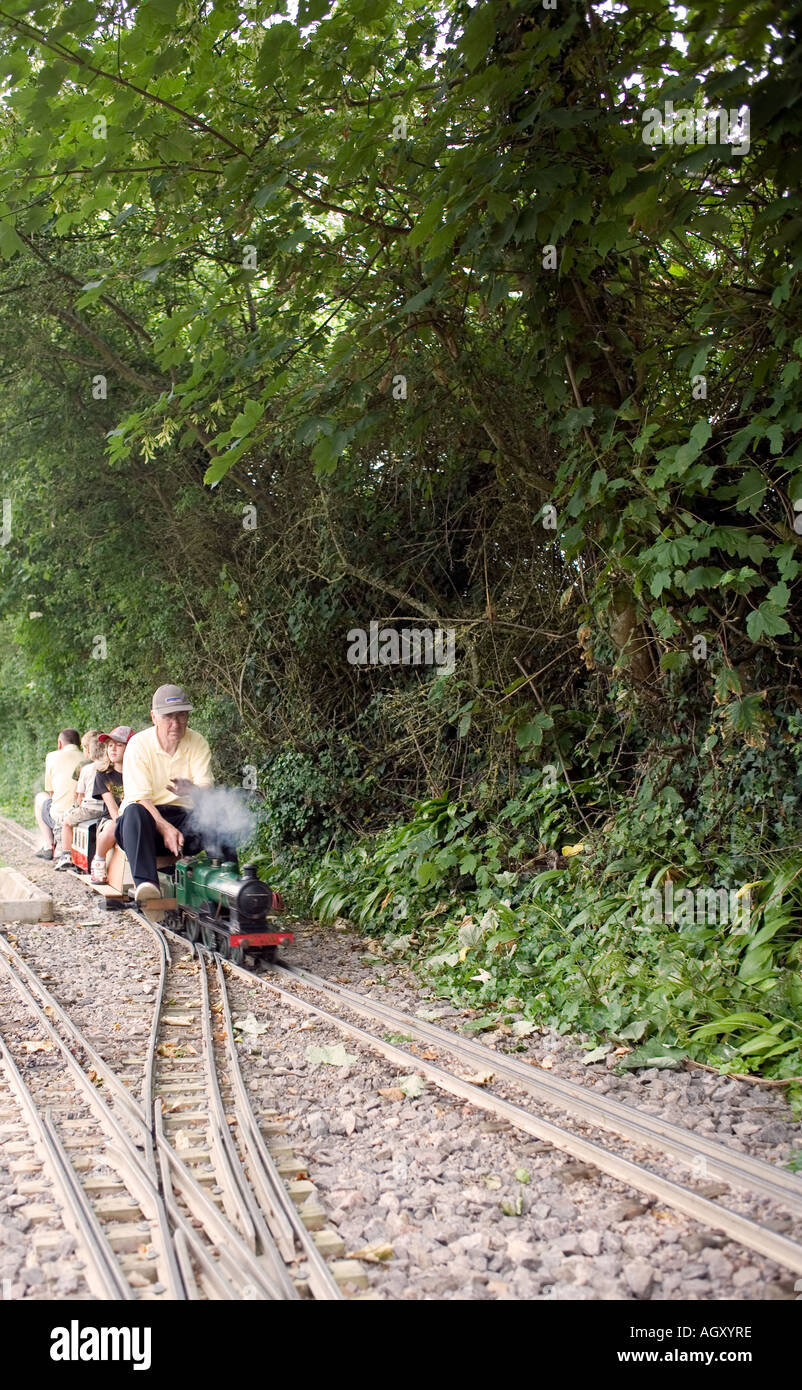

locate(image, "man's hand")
(160, 821), (185, 856)
(167, 777), (195, 798)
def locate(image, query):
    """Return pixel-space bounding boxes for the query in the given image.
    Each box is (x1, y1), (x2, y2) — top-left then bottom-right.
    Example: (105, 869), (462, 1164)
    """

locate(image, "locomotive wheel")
(217, 936), (245, 967)
(262, 946), (278, 964)
(200, 923), (216, 951)
(184, 912), (200, 943)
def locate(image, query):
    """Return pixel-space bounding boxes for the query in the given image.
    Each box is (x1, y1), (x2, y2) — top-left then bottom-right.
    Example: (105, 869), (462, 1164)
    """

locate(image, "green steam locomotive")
(171, 855), (292, 965)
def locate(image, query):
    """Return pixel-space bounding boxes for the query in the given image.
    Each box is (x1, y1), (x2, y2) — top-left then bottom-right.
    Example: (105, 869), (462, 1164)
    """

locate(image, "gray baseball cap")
(152, 684), (194, 715)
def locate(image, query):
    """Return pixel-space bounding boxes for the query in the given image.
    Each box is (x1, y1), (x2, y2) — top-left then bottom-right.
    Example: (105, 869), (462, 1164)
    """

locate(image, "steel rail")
(0, 824), (311, 1302)
(197, 947), (298, 1295)
(1, 820), (317, 1300)
(0, 940), (186, 1297)
(154, 1108), (242, 1301)
(153, 1100), (284, 1300)
(140, 896), (170, 1177)
(137, 908), (302, 1298)
(0, 1036), (129, 1301)
(135, 915), (342, 1298)
(236, 962), (802, 1277)
(0, 932), (150, 1140)
(138, 909), (295, 1261)
(278, 963), (802, 1213)
(214, 956), (344, 1301)
(135, 918), (289, 1300)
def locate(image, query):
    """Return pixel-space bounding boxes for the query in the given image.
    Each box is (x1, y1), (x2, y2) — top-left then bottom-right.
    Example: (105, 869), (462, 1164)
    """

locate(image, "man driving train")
(115, 683), (236, 904)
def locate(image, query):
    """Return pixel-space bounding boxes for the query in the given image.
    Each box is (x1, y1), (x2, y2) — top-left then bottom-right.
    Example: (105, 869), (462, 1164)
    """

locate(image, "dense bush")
(0, 3), (800, 1083)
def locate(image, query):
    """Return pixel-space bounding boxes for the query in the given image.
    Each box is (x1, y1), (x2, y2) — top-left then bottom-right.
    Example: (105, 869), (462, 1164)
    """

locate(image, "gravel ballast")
(0, 823), (799, 1300)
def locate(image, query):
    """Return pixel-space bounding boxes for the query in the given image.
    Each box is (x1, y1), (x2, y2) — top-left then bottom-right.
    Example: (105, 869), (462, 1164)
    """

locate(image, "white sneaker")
(134, 881), (161, 904)
(55, 853), (72, 871)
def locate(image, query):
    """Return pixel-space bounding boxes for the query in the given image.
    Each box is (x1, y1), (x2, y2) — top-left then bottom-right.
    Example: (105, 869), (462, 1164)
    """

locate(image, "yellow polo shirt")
(45, 745), (86, 818)
(120, 727), (213, 811)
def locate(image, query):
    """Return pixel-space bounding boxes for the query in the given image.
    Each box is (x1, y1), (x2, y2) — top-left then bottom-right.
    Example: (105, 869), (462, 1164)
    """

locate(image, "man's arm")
(138, 799), (185, 856)
(167, 735), (213, 801)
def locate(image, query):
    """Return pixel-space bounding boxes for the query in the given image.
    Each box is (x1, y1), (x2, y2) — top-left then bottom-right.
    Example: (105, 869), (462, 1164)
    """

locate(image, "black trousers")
(115, 803), (238, 888)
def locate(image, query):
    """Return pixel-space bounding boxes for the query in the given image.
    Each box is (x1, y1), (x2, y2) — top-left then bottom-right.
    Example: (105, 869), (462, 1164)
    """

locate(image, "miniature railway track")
(228, 959), (802, 1279)
(5, 809), (802, 1291)
(138, 910), (342, 1300)
(0, 938), (180, 1300)
(0, 815), (343, 1300)
(277, 963), (802, 1213)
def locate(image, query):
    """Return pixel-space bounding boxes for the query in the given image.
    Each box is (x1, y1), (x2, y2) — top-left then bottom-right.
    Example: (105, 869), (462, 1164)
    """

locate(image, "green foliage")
(306, 729), (802, 1078)
(0, 3), (801, 1081)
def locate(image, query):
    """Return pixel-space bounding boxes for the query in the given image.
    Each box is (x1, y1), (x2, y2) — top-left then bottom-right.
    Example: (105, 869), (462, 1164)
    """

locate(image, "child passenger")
(55, 730), (107, 870)
(93, 726), (135, 863)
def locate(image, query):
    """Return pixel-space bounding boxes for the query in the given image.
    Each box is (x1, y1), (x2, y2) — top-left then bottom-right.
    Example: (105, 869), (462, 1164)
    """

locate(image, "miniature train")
(171, 855), (291, 964)
(71, 821), (291, 964)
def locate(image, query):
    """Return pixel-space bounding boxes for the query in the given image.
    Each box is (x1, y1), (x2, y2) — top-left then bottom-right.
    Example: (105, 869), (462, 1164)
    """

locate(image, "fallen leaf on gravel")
(694, 1181), (729, 1199)
(305, 1043), (358, 1067)
(514, 1168), (531, 1184)
(415, 1006), (451, 1021)
(539, 1055), (554, 1069)
(612, 1046), (631, 1057)
(174, 1130), (194, 1151)
(87, 1068), (103, 1086)
(43, 1005), (55, 1020)
(378, 1087), (405, 1102)
(233, 1013), (269, 1037)
(556, 1162), (596, 1183)
(482, 1174), (502, 1190)
(501, 1195), (523, 1216)
(511, 1020), (537, 1038)
(346, 1242), (394, 1263)
(298, 1019), (317, 1031)
(156, 1042), (197, 1058)
(461, 1069), (494, 1086)
(398, 1073), (426, 1098)
(22, 1040), (54, 1053)
(581, 1046), (608, 1065)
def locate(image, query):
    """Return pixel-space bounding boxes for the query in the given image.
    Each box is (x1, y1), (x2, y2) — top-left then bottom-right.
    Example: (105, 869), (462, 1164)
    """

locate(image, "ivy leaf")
(515, 713), (553, 749)
(746, 602), (791, 641)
